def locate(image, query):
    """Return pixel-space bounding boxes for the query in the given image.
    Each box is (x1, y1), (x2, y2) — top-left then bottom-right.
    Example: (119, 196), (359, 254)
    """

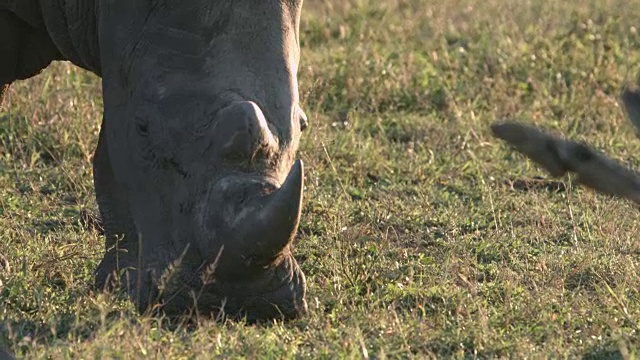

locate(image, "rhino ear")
(0, 10), (61, 101)
(621, 87), (640, 132)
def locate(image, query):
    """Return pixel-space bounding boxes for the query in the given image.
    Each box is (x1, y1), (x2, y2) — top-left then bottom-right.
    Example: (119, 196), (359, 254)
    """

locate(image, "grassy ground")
(2, 0), (640, 358)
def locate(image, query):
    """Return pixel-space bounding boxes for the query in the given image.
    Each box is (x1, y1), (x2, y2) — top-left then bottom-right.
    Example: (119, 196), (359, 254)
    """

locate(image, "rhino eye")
(135, 117), (149, 137)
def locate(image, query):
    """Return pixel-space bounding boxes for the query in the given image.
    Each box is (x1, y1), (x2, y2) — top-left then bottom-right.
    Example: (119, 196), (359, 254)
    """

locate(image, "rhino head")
(91, 1), (308, 321)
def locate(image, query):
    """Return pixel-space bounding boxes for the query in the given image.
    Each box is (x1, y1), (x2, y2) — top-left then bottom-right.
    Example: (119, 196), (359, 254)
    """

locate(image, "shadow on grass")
(582, 340), (627, 360)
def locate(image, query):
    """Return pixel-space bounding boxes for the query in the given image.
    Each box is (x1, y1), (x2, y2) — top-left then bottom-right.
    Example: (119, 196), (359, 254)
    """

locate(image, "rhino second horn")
(239, 159), (304, 261)
(215, 101), (278, 159)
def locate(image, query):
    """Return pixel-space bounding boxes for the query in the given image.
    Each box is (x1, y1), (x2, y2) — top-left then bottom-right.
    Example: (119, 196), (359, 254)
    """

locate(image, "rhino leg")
(0, 10), (61, 94)
(93, 120), (157, 310)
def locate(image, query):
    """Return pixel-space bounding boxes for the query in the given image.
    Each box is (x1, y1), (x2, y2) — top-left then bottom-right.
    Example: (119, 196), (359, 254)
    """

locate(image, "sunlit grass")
(1, 0), (640, 357)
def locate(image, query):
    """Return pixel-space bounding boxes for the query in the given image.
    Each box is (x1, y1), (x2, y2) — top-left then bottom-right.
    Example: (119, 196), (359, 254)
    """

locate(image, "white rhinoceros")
(0, 0), (309, 322)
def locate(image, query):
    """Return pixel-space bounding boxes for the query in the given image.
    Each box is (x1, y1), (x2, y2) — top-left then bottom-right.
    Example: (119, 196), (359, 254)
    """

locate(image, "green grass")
(2, 0), (640, 358)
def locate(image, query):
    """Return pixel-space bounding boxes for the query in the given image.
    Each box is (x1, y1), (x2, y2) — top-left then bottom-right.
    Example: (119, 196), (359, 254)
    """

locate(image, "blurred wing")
(491, 121), (640, 205)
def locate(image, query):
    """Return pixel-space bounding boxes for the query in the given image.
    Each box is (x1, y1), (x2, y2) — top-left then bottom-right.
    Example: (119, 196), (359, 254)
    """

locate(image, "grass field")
(2, 0), (640, 358)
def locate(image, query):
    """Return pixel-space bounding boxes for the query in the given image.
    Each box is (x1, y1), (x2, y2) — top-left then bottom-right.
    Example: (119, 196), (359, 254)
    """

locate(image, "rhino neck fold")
(39, 0), (102, 75)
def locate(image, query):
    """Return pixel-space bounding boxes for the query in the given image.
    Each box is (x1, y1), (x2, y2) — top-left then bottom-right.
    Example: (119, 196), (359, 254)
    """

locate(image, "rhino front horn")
(239, 160), (304, 262)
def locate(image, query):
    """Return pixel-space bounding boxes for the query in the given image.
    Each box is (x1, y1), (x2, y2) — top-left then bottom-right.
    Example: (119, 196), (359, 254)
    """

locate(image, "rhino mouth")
(130, 159), (305, 321)
(158, 250), (307, 321)
(149, 161), (307, 320)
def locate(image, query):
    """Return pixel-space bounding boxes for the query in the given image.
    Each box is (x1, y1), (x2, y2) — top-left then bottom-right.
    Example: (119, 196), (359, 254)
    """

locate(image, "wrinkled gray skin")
(0, 0), (309, 321)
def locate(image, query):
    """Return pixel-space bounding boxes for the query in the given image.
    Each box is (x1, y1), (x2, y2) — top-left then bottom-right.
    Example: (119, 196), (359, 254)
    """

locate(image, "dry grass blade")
(0, 85), (9, 109)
